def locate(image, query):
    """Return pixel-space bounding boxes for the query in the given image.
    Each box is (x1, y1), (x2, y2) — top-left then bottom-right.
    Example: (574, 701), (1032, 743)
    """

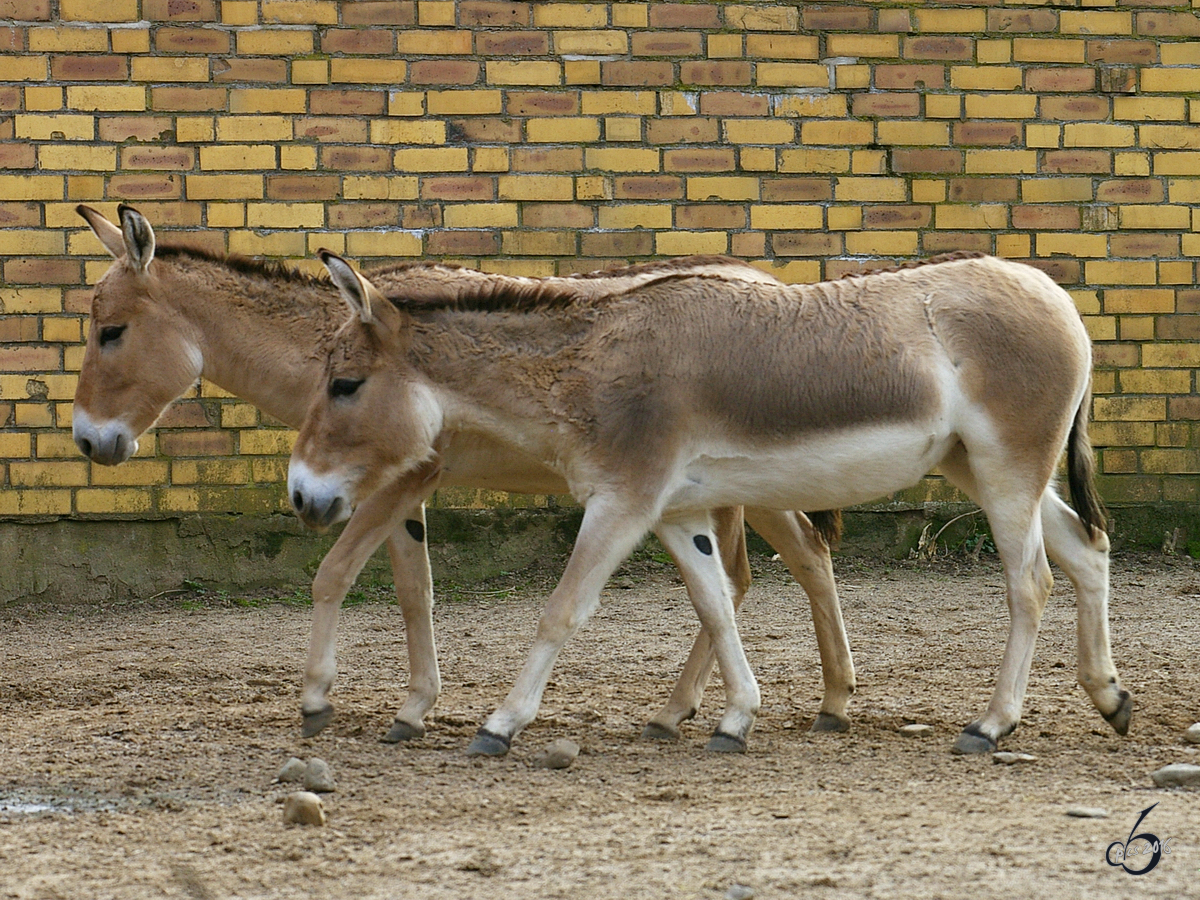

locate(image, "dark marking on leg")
(465, 727), (511, 757)
(693, 534), (713, 555)
(405, 518), (425, 543)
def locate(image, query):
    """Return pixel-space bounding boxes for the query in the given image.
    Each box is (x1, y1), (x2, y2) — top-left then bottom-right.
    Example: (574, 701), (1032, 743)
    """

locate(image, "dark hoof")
(641, 722), (681, 742)
(705, 730), (747, 753)
(300, 705), (334, 738)
(380, 719), (426, 743)
(810, 712), (850, 733)
(951, 725), (997, 755)
(1104, 690), (1133, 737)
(466, 728), (511, 757)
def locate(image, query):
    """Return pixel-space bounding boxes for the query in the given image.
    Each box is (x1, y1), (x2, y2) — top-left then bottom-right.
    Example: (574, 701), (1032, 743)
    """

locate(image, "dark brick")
(903, 36), (972, 61)
(427, 230), (501, 256)
(51, 55), (128, 80)
(212, 58), (287, 83)
(295, 117), (367, 142)
(1097, 179), (1163, 203)
(328, 203), (401, 229)
(803, 6), (872, 30)
(421, 176), (494, 200)
(0, 143), (35, 169)
(948, 178), (1018, 202)
(460, 1), (528, 27)
(922, 233), (992, 254)
(0, 316), (40, 342)
(580, 231), (654, 257)
(155, 27), (229, 54)
(987, 9), (1057, 33)
(99, 117), (174, 142)
(699, 92), (770, 117)
(773, 232), (843, 256)
(0, 202), (40, 227)
(143, 0), (217, 21)
(320, 146), (391, 171)
(310, 89), (385, 116)
(614, 176), (684, 200)
(1043, 150), (1111, 174)
(632, 32), (702, 56)
(864, 205), (931, 229)
(108, 174), (184, 199)
(410, 60), (479, 85)
(664, 148), (736, 172)
(476, 32), (547, 55)
(1138, 12), (1200, 37)
(321, 29), (394, 55)
(151, 86), (227, 111)
(159, 431), (234, 457)
(680, 61), (751, 86)
(1012, 205), (1080, 229)
(447, 118), (521, 143)
(602, 61), (674, 87)
(1087, 40), (1157, 65)
(512, 147), (581, 172)
(0, 86), (19, 110)
(5, 259), (82, 284)
(762, 178), (832, 202)
(1020, 258), (1080, 285)
(675, 204), (745, 230)
(1111, 233), (1178, 257)
(0, 0), (50, 20)
(0, 25), (24, 52)
(646, 117), (719, 144)
(120, 147), (195, 170)
(954, 122), (1021, 146)
(341, 1), (416, 25)
(891, 149), (962, 173)
(1041, 95), (1110, 121)
(1026, 68), (1096, 92)
(267, 174), (339, 201)
(853, 93), (921, 117)
(507, 91), (577, 115)
(874, 64), (945, 90)
(650, 3), (720, 29)
(523, 203), (593, 228)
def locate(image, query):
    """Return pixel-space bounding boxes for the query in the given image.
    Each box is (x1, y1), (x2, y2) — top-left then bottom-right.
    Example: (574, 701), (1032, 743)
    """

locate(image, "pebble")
(898, 724), (933, 738)
(725, 885), (754, 900)
(276, 757), (307, 784)
(992, 752), (1037, 765)
(1185, 723), (1200, 744)
(1151, 763), (1200, 788)
(1066, 807), (1109, 819)
(282, 791), (326, 827)
(532, 738), (580, 770)
(303, 758), (337, 793)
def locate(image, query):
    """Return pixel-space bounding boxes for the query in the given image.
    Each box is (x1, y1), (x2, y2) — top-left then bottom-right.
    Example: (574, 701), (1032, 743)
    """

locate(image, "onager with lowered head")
(70, 204), (854, 745)
(289, 249), (1130, 756)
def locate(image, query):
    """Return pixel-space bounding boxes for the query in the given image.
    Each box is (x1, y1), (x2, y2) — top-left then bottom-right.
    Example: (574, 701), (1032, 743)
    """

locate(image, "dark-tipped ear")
(117, 203), (156, 273)
(319, 249), (380, 324)
(77, 205), (126, 259)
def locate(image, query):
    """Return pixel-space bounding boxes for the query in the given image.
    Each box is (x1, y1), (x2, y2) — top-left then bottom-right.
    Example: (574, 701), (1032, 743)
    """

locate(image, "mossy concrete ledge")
(3, 503), (1197, 606)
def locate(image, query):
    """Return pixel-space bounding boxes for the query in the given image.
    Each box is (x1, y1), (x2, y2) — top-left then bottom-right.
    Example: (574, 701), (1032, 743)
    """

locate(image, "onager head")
(73, 205), (203, 465)
(288, 251), (443, 531)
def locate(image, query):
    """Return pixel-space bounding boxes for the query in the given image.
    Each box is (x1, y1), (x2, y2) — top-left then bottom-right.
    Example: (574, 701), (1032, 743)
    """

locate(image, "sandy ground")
(2, 551), (1199, 900)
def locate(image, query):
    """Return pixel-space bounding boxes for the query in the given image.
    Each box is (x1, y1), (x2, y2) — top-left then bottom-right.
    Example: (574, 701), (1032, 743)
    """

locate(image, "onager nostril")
(78, 438), (93, 458)
(292, 490), (305, 513)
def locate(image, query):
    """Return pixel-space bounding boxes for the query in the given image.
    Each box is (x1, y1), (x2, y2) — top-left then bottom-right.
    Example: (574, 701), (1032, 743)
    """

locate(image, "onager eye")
(98, 325), (126, 347)
(329, 377), (364, 398)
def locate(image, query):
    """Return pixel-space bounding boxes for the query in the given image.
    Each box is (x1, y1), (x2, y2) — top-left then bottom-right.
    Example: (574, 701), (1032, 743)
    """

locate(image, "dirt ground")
(2, 550), (1199, 900)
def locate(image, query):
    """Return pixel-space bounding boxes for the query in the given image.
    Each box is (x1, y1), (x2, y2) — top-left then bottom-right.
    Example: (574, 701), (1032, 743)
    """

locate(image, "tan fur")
(293, 251), (1128, 755)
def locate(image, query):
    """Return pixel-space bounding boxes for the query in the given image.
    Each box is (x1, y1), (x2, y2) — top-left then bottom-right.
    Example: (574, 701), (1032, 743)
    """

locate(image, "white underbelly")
(439, 432), (569, 495)
(664, 423), (957, 513)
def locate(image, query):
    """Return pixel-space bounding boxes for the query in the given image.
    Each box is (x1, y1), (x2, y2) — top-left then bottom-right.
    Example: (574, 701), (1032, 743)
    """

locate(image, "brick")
(425, 230), (499, 256)
(1087, 40), (1157, 66)
(1063, 123), (1135, 148)
(131, 57), (210, 83)
(67, 85), (145, 111)
(1139, 12), (1200, 37)
(29, 25), (106, 52)
(601, 61), (674, 87)
(745, 34), (818, 59)
(98, 116), (173, 143)
(1039, 95), (1110, 124)
(5, 259), (81, 284)
(295, 117), (368, 143)
(497, 174), (572, 200)
(874, 65), (945, 91)
(773, 232), (842, 257)
(330, 59), (408, 85)
(1042, 151), (1111, 174)
(876, 121), (948, 146)
(487, 60), (561, 86)
(1120, 205), (1190, 230)
(1025, 68), (1096, 92)
(0, 202), (41, 227)
(0, 0), (51, 19)
(51, 55), (128, 81)
(676, 204), (745, 230)
(342, 1), (415, 25)
(185, 174), (263, 199)
(904, 36), (973, 61)
(311, 89), (386, 117)
(213, 58), (287, 83)
(614, 176), (682, 201)
(756, 63), (827, 88)
(852, 93), (920, 118)
(14, 114), (93, 141)
(477, 31), (548, 55)
(120, 146), (195, 170)
(246, 202), (324, 229)
(442, 202), (518, 229)
(581, 91), (656, 116)
(1114, 96), (1186, 122)
(649, 3), (718, 29)
(342, 174), (418, 199)
(158, 27), (230, 54)
(411, 60), (480, 85)
(38, 145), (115, 171)
(151, 86), (225, 112)
(144, 0), (216, 20)
(915, 8), (986, 33)
(1021, 178), (1093, 203)
(320, 28), (392, 55)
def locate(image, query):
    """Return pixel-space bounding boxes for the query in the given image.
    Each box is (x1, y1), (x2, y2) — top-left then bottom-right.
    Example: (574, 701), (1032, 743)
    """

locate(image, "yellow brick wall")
(0, 0), (1197, 518)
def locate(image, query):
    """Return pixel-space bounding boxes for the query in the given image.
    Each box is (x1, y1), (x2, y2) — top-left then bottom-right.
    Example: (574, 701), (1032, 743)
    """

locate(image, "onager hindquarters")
(290, 250), (1130, 756)
(70, 204), (854, 745)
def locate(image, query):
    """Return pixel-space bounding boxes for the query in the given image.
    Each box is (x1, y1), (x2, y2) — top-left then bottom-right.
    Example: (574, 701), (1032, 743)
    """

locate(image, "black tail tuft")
(1067, 391), (1108, 539)
(808, 509), (843, 549)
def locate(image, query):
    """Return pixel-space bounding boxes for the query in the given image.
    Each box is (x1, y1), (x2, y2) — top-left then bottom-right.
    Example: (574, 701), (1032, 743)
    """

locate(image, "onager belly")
(665, 422), (957, 513)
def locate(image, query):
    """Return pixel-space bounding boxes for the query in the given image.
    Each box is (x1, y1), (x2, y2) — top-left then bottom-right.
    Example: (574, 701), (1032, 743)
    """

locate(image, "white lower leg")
(385, 505), (441, 735)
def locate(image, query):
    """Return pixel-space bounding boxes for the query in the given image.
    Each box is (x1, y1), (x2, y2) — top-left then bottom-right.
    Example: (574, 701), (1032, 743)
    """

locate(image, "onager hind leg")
(941, 446), (1130, 747)
(643, 508), (854, 739)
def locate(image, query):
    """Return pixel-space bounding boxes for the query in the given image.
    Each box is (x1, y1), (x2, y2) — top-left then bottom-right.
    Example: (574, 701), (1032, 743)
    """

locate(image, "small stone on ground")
(303, 758), (337, 793)
(1151, 763), (1200, 788)
(725, 884), (754, 900)
(992, 752), (1037, 765)
(282, 792), (325, 826)
(1184, 723), (1200, 744)
(898, 724), (933, 737)
(275, 757), (306, 783)
(1066, 807), (1109, 819)
(532, 738), (580, 770)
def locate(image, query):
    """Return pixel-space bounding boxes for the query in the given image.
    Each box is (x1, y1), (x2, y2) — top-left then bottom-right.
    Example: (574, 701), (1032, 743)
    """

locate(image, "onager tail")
(1066, 390), (1108, 540)
(808, 510), (843, 549)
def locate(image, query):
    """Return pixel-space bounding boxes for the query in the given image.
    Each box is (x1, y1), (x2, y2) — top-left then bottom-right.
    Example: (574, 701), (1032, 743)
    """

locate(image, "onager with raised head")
(290, 249), (1130, 756)
(71, 204), (854, 746)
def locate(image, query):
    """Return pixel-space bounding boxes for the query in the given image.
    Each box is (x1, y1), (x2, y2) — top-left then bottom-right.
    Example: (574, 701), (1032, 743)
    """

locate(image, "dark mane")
(154, 243), (324, 286)
(839, 250), (987, 280)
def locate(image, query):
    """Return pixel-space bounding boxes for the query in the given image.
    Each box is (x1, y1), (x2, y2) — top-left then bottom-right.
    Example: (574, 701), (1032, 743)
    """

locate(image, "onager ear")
(117, 203), (156, 273)
(77, 205), (126, 259)
(319, 249), (384, 325)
